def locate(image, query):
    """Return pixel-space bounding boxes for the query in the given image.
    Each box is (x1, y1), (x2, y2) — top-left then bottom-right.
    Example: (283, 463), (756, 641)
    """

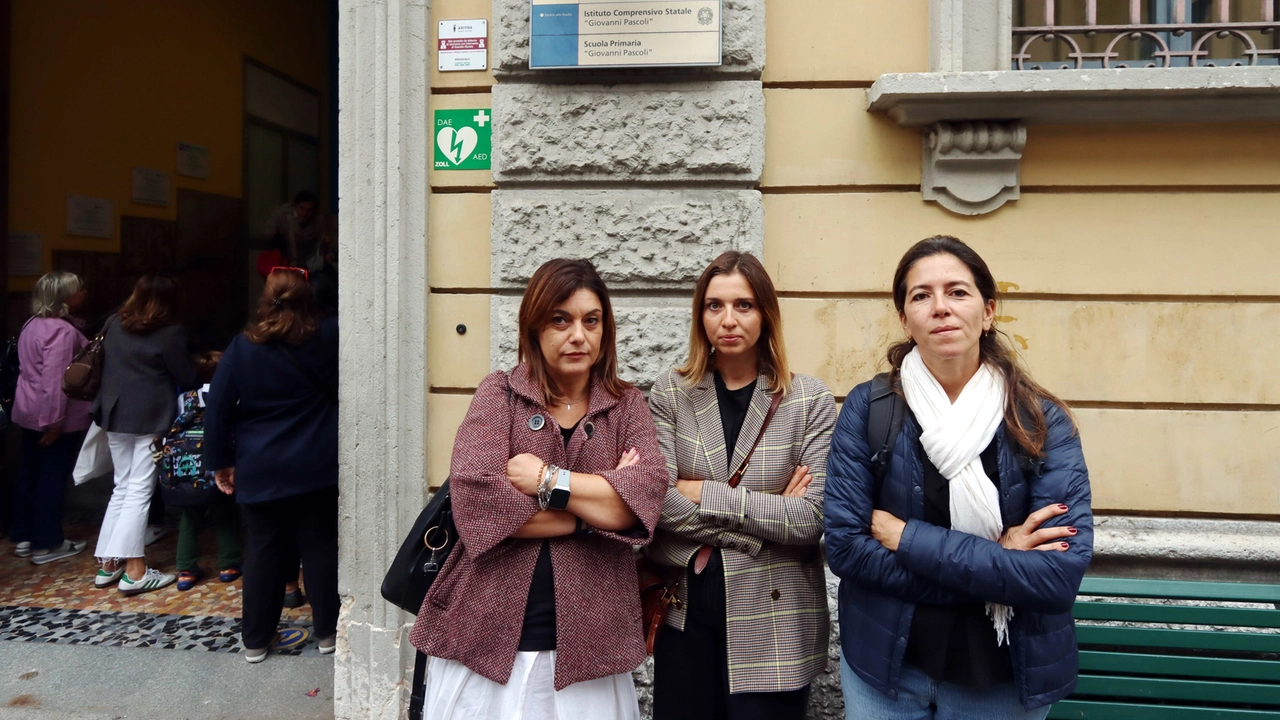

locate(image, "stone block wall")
(488, 1), (767, 397)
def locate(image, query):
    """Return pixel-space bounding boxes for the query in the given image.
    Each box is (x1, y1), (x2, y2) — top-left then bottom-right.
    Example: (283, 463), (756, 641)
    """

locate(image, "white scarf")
(900, 347), (1013, 645)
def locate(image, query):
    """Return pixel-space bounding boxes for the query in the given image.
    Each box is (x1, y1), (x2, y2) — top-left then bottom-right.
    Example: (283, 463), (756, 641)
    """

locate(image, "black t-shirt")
(903, 438), (1014, 689)
(516, 420), (580, 652)
(714, 372), (757, 473)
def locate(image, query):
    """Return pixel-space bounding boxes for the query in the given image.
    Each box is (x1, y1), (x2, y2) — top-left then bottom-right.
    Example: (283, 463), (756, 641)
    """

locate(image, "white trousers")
(95, 432), (158, 562)
(425, 651), (640, 720)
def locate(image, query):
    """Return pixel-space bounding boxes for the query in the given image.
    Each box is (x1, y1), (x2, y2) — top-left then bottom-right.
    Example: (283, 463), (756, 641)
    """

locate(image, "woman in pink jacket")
(10, 271), (92, 564)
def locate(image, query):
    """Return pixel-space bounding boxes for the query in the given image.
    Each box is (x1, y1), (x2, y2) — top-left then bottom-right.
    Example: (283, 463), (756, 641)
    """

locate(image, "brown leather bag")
(637, 556), (680, 655)
(62, 323), (109, 402)
(637, 384), (787, 654)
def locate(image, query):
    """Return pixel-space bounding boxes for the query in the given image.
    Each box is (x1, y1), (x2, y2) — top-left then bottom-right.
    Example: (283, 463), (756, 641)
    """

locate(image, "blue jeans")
(841, 656), (1051, 720)
(11, 429), (81, 551)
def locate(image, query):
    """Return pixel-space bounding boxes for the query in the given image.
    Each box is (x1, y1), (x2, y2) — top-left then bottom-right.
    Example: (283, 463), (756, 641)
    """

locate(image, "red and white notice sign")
(438, 19), (488, 72)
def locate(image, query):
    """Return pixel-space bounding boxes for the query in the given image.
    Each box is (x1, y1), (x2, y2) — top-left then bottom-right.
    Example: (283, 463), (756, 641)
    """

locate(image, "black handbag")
(380, 479), (456, 615)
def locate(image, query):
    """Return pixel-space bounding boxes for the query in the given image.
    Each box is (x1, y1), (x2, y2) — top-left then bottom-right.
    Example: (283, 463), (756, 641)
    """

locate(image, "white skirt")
(424, 651), (640, 720)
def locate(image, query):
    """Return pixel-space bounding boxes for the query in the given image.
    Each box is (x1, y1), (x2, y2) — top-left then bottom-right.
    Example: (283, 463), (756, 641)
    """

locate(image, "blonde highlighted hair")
(677, 251), (791, 395)
(30, 271), (83, 319)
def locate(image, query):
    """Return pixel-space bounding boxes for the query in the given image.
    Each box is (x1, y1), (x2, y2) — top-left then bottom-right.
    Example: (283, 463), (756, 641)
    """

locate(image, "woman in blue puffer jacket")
(825, 236), (1092, 719)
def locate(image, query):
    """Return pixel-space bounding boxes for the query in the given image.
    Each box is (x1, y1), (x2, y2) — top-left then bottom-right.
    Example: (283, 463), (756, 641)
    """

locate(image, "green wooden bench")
(1048, 576), (1280, 719)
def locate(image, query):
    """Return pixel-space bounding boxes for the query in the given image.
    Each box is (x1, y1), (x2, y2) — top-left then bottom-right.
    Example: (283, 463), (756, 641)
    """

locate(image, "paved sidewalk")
(0, 641), (333, 719)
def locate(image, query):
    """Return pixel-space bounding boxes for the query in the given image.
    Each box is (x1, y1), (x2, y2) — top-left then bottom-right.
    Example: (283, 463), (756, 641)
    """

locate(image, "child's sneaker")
(218, 567), (242, 583)
(118, 568), (176, 596)
(13, 541), (31, 558)
(95, 566), (126, 588)
(177, 568), (204, 592)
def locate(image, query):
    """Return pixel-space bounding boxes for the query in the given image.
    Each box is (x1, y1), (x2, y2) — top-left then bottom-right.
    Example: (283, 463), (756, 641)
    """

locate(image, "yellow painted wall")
(8, 0), (329, 289)
(426, 0), (496, 487)
(758, 2), (1280, 516)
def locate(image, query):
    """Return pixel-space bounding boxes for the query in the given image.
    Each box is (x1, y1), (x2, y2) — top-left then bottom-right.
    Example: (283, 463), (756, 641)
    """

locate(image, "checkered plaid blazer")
(646, 369), (836, 694)
(409, 366), (667, 690)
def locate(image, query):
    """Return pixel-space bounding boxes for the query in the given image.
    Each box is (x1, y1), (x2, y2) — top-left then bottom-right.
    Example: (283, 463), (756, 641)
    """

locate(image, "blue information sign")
(530, 0), (722, 69)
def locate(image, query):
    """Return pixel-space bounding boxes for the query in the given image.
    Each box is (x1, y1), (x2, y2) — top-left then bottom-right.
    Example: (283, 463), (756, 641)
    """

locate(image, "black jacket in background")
(92, 316), (200, 435)
(204, 316), (338, 505)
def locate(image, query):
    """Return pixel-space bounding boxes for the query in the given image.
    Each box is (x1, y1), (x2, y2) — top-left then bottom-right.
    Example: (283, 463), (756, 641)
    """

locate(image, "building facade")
(336, 0), (1280, 717)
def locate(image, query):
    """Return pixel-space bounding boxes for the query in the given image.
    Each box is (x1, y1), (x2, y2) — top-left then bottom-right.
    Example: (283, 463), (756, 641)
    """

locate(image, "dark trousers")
(176, 491), (242, 572)
(11, 429), (81, 551)
(240, 485), (339, 650)
(653, 550), (810, 720)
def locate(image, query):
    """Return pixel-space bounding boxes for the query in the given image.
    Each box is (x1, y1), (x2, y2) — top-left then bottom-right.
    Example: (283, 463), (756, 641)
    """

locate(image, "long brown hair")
(244, 269), (320, 345)
(518, 259), (629, 405)
(118, 275), (180, 334)
(677, 251), (792, 395)
(888, 236), (1074, 457)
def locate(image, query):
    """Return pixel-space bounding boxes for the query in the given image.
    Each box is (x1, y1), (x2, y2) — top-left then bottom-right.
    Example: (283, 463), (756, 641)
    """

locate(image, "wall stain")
(998, 282), (1021, 293)
(17, 672), (37, 681)
(1013, 335), (1030, 350)
(8, 695), (40, 708)
(995, 315), (1017, 324)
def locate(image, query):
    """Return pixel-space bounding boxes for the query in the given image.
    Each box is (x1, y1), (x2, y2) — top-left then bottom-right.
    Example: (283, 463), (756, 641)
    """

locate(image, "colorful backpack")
(153, 388), (217, 507)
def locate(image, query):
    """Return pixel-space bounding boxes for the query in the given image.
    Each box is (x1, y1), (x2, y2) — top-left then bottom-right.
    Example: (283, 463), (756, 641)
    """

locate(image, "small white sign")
(8, 232), (42, 277)
(176, 142), (211, 179)
(67, 196), (113, 238)
(439, 19), (488, 72)
(132, 167), (170, 207)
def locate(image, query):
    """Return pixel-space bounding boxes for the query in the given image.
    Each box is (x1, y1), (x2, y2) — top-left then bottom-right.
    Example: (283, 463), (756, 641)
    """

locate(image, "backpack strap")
(867, 372), (908, 485)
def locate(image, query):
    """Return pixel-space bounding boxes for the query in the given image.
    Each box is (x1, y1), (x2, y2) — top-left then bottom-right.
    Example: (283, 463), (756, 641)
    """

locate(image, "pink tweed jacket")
(409, 365), (667, 690)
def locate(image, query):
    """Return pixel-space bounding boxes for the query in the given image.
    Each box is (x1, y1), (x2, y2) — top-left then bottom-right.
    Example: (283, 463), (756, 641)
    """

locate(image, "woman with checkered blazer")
(409, 259), (668, 720)
(646, 251), (837, 720)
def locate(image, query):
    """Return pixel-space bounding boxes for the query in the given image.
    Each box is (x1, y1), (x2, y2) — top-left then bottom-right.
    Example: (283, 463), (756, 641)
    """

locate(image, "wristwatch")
(548, 467), (572, 510)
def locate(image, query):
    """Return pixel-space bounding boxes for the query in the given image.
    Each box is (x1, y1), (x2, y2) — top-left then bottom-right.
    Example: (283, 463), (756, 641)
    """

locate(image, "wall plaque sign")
(439, 19), (488, 72)
(530, 0), (721, 69)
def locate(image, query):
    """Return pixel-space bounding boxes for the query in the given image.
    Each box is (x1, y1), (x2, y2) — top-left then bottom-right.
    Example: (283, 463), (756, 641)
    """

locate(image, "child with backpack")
(154, 351), (242, 591)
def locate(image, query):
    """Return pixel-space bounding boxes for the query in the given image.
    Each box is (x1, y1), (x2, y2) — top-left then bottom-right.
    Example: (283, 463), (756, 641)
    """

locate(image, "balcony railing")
(1014, 0), (1280, 68)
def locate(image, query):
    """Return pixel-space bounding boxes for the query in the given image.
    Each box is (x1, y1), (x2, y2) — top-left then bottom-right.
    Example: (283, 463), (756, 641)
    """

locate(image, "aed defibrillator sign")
(433, 109), (492, 171)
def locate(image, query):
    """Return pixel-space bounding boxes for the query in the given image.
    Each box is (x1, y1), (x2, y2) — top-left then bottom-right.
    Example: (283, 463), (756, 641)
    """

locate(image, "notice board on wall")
(530, 0), (721, 69)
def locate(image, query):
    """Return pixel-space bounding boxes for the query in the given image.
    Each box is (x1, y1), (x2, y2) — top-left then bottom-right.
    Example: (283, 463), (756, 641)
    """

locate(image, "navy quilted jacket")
(825, 380), (1092, 709)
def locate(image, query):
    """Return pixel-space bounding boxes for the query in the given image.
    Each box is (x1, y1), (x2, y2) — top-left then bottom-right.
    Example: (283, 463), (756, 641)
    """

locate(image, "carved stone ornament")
(921, 120), (1026, 216)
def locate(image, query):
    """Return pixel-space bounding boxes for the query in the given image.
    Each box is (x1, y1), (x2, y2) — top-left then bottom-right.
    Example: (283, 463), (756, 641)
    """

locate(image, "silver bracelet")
(537, 464), (555, 510)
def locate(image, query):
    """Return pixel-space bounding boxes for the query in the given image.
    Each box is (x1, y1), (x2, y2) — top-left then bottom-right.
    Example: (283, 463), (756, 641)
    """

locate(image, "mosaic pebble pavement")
(1, 524), (322, 656)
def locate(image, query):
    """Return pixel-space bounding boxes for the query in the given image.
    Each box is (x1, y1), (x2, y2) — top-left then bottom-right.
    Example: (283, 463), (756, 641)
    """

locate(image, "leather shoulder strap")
(727, 376), (789, 488)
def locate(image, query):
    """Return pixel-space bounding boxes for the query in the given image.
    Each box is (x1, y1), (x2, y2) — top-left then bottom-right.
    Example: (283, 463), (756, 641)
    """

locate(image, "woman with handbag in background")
(9, 271), (92, 564)
(646, 251), (836, 720)
(92, 275), (200, 594)
(205, 267), (339, 663)
(409, 258), (667, 720)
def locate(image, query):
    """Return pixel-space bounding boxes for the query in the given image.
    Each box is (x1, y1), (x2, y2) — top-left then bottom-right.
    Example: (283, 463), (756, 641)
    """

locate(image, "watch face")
(549, 486), (571, 510)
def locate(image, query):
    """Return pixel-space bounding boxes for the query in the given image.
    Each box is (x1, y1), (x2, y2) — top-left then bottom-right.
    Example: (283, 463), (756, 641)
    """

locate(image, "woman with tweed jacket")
(646, 251), (837, 720)
(409, 259), (668, 720)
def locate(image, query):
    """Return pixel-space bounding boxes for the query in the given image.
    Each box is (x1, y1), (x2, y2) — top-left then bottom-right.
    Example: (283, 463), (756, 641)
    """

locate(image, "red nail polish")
(1068, 527), (1078, 534)
(1061, 542), (1070, 549)
(1058, 504), (1068, 511)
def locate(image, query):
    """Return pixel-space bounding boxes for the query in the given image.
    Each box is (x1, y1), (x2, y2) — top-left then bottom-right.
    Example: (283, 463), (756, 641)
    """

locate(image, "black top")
(714, 372), (757, 473)
(517, 419), (580, 652)
(903, 438), (1013, 689)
